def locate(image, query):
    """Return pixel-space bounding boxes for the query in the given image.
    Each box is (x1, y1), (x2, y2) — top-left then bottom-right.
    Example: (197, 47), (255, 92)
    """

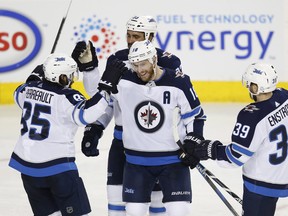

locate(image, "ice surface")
(1, 103), (287, 215)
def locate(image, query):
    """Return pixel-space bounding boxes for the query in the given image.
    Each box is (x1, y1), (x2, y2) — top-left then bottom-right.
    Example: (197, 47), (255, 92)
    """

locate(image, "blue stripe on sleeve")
(78, 105), (89, 125)
(72, 101), (88, 125)
(181, 106), (201, 119)
(232, 143), (254, 157)
(225, 145), (244, 166)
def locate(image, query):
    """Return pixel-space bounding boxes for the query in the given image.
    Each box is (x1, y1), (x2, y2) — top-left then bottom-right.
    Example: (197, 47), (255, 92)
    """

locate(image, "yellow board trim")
(1, 81), (287, 104)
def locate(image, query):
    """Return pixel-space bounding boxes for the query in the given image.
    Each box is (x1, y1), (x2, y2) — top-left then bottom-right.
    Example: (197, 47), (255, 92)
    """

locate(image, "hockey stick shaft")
(195, 160), (240, 216)
(175, 141), (240, 216)
(172, 116), (242, 205)
(50, 0), (72, 53)
(197, 163), (243, 205)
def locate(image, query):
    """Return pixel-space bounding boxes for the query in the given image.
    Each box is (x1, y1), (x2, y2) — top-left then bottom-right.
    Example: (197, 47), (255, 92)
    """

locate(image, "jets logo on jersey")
(175, 68), (184, 78)
(162, 51), (173, 58)
(244, 104), (259, 113)
(134, 101), (165, 133)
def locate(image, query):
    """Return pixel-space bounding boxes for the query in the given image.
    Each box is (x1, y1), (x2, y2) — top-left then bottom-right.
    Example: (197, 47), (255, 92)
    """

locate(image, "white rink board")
(0, 0), (288, 82)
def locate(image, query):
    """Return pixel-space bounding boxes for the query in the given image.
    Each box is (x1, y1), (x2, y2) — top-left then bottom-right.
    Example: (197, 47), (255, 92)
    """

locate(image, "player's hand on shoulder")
(81, 123), (104, 157)
(175, 67), (184, 78)
(26, 64), (44, 83)
(72, 40), (98, 72)
(98, 59), (128, 94)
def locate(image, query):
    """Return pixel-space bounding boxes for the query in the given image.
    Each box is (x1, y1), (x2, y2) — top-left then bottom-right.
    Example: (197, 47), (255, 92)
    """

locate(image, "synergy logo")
(155, 14), (275, 60)
(71, 15), (120, 59)
(156, 30), (274, 60)
(0, 10), (42, 73)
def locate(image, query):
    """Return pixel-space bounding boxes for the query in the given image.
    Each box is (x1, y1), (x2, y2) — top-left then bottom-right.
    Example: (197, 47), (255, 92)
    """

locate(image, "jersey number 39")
(233, 122), (288, 165)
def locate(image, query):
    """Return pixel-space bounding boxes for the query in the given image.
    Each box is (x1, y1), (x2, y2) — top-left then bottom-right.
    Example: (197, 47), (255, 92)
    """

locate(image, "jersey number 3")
(21, 101), (51, 140)
(269, 124), (288, 165)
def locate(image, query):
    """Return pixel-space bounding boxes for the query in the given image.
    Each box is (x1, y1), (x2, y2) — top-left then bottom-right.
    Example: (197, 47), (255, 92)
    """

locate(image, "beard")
(128, 43), (133, 49)
(137, 71), (154, 82)
(137, 65), (155, 82)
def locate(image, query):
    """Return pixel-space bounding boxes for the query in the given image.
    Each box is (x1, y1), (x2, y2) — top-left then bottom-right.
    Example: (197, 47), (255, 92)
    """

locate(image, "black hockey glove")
(71, 40), (98, 72)
(98, 59), (128, 94)
(178, 132), (204, 169)
(194, 140), (223, 160)
(26, 64), (44, 83)
(81, 124), (104, 157)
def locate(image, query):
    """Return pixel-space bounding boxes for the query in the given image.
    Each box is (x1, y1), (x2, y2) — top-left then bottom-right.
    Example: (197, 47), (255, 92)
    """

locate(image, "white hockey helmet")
(126, 16), (157, 41)
(128, 40), (157, 64)
(242, 63), (278, 95)
(43, 53), (78, 87)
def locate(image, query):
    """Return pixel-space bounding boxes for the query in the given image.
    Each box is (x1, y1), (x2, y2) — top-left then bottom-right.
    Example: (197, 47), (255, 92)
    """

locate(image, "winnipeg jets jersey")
(112, 68), (206, 166)
(218, 88), (288, 197)
(104, 48), (183, 138)
(9, 79), (109, 177)
(84, 48), (183, 126)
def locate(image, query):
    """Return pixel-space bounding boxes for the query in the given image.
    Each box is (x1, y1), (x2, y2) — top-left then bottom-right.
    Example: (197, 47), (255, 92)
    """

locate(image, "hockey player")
(110, 40), (205, 216)
(9, 53), (124, 216)
(73, 16), (183, 216)
(191, 63), (288, 216)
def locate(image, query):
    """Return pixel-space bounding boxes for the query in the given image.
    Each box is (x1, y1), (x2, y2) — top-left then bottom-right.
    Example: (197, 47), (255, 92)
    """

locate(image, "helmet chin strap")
(66, 80), (73, 88)
(60, 74), (73, 88)
(248, 84), (259, 102)
(66, 74), (75, 88)
(249, 93), (258, 102)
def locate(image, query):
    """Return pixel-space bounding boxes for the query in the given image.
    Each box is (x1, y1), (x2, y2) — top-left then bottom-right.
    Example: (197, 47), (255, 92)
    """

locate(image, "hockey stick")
(197, 163), (243, 205)
(175, 139), (240, 216)
(50, 0), (73, 53)
(172, 109), (240, 216)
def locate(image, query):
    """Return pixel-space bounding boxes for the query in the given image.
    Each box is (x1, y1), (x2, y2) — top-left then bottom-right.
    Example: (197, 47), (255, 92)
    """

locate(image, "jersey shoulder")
(107, 49), (129, 64)
(156, 48), (181, 71)
(233, 90), (288, 148)
(41, 81), (85, 105)
(159, 68), (191, 89)
(237, 88), (288, 126)
(274, 88), (288, 100)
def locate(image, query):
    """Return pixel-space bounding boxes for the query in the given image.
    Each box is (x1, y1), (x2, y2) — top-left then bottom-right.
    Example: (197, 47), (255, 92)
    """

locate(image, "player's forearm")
(95, 105), (114, 128)
(83, 67), (100, 97)
(72, 91), (109, 126)
(216, 145), (239, 168)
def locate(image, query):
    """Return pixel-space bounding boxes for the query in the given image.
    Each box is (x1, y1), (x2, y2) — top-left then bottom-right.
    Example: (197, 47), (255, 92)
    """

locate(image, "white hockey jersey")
(112, 68), (206, 166)
(217, 88), (288, 197)
(83, 48), (185, 138)
(9, 78), (109, 177)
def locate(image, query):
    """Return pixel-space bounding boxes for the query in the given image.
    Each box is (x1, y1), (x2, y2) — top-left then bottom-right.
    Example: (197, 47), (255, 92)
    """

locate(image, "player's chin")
(139, 74), (149, 82)
(127, 43), (132, 49)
